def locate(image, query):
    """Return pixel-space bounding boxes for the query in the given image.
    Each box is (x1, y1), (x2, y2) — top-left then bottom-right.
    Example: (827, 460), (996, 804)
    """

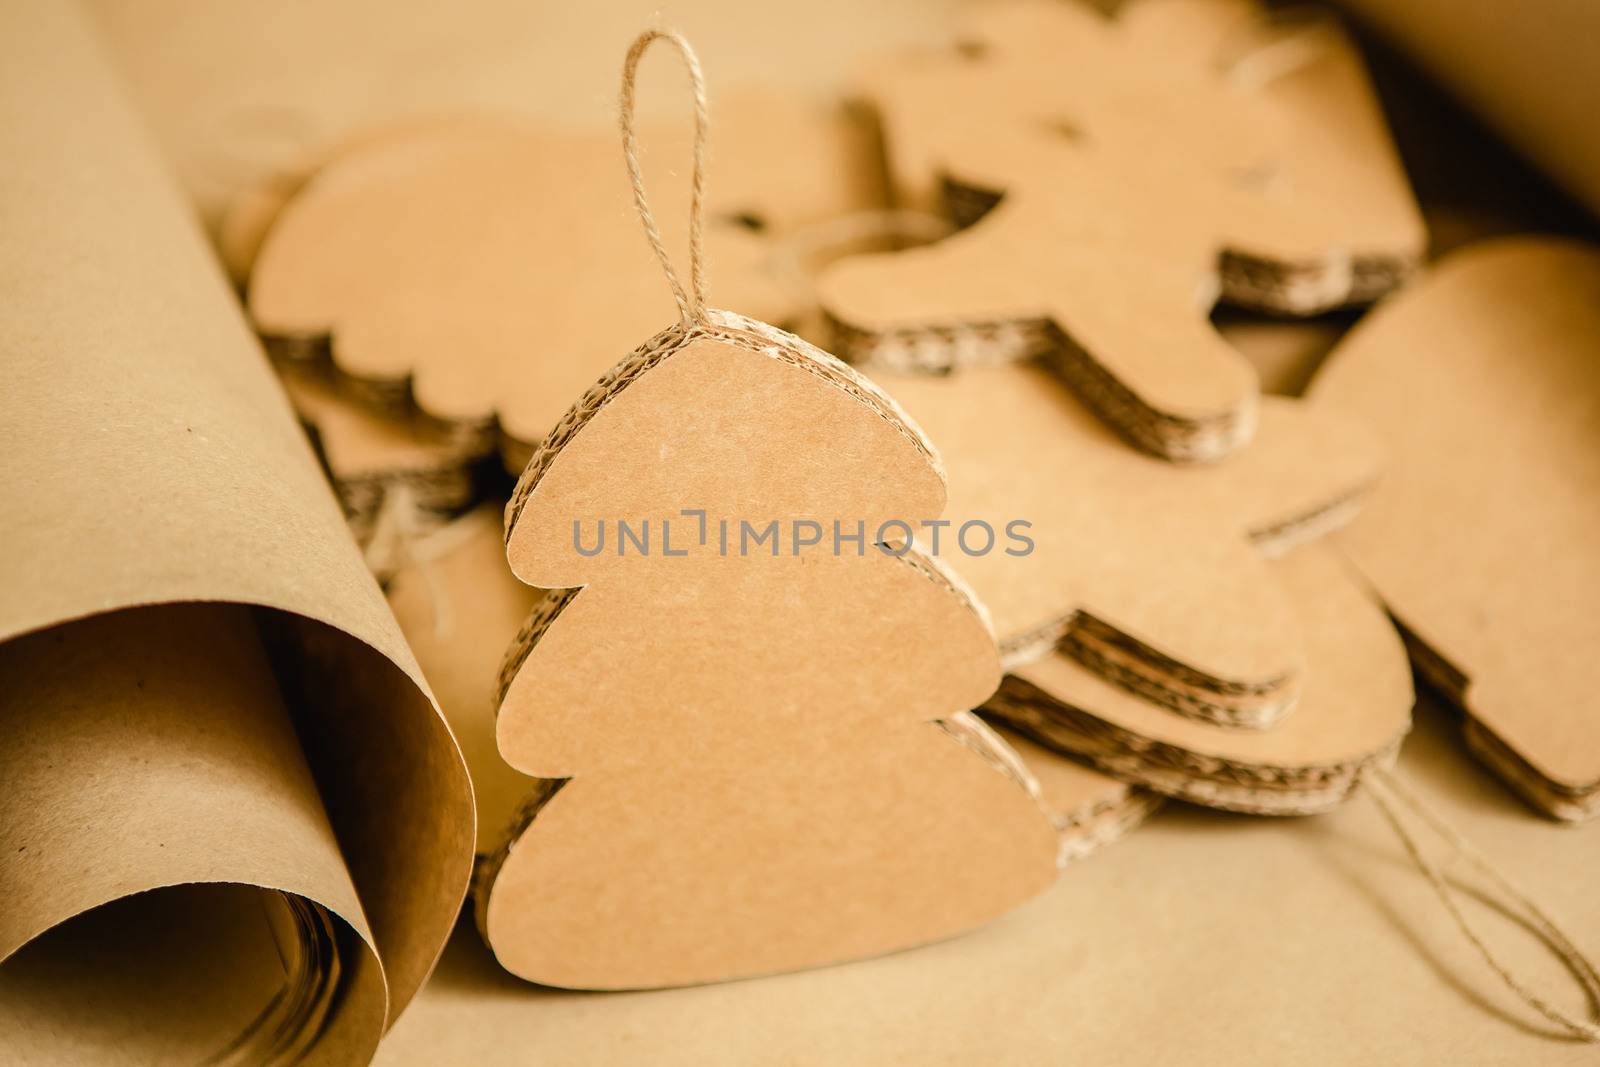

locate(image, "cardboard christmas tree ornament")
(474, 31), (1059, 990)
(872, 359), (1380, 728)
(988, 545), (1414, 815)
(818, 0), (1423, 460)
(1311, 237), (1600, 821)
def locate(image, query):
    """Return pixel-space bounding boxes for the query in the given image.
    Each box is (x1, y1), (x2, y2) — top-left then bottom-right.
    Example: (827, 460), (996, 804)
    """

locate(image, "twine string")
(619, 30), (710, 324)
(1365, 767), (1600, 1042)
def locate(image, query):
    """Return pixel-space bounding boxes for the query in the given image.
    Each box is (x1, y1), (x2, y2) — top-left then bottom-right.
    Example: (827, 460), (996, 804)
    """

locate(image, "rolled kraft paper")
(0, 0), (472, 1054)
(0, 607), (388, 1064)
(1337, 0), (1600, 217)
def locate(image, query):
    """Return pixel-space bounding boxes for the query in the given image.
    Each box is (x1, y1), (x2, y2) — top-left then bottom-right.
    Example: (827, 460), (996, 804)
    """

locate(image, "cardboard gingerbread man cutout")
(475, 32), (1058, 990)
(818, 0), (1422, 461)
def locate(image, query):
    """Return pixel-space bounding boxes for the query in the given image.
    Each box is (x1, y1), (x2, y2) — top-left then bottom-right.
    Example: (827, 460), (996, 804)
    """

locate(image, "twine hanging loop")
(619, 29), (710, 325)
(1366, 767), (1600, 1042)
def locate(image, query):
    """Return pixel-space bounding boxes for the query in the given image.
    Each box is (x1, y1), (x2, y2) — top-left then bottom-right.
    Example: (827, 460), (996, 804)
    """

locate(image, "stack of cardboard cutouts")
(0, 5), (472, 1060)
(817, 0), (1424, 460)
(988, 545), (1414, 814)
(226, 96), (878, 537)
(244, 93), (880, 473)
(277, 361), (481, 541)
(867, 358), (1404, 815)
(871, 360), (1381, 725)
(480, 299), (1059, 989)
(1311, 237), (1600, 821)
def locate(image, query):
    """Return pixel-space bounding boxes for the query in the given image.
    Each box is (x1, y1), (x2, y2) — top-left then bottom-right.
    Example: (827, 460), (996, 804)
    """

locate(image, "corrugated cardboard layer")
(993, 544), (1413, 815)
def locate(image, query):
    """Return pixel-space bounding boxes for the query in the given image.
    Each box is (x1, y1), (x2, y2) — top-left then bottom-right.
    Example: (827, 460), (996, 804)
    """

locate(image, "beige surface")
(0, 0), (472, 1044)
(377, 696), (1600, 1064)
(1312, 237), (1600, 805)
(488, 315), (1057, 988)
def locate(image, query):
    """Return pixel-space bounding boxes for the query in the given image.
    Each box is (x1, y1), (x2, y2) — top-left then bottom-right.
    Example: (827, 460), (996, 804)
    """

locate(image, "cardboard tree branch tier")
(476, 309), (1059, 989)
(817, 0), (1423, 461)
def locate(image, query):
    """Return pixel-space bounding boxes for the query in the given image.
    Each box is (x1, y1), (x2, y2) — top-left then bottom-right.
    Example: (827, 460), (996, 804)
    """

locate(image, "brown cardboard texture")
(1310, 237), (1600, 820)
(483, 308), (1058, 989)
(990, 544), (1414, 815)
(279, 361), (480, 536)
(817, 0), (1423, 461)
(0, 1), (472, 1056)
(388, 506), (542, 856)
(218, 93), (882, 289)
(873, 359), (1380, 727)
(997, 728), (1164, 864)
(246, 92), (881, 463)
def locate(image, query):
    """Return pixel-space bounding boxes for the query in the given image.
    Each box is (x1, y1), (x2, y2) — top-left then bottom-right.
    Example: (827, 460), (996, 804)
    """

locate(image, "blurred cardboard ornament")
(245, 93), (881, 471)
(873, 359), (1380, 726)
(988, 544), (1413, 815)
(1312, 238), (1600, 821)
(819, 0), (1423, 461)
